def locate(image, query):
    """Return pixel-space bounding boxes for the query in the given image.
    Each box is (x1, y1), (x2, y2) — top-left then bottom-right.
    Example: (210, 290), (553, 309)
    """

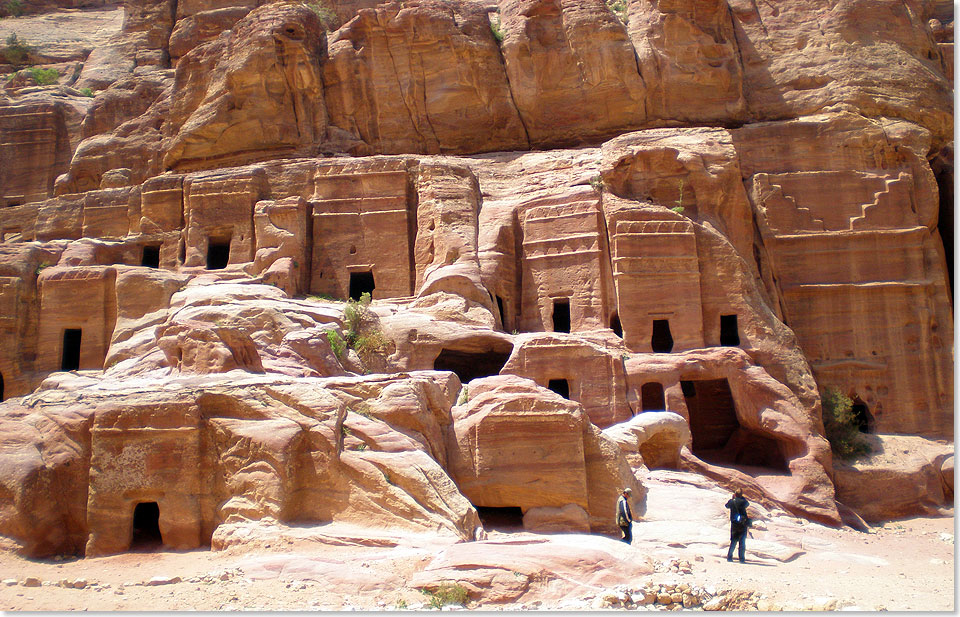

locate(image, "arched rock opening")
(131, 502), (162, 549)
(681, 378), (787, 471)
(851, 397), (873, 433)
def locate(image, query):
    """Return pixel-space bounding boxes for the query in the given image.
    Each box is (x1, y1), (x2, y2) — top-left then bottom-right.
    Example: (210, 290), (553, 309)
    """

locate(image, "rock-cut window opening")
(720, 314), (740, 347)
(349, 271), (375, 301)
(206, 237), (231, 270)
(552, 299), (570, 333)
(641, 382), (666, 411)
(548, 378), (570, 399)
(131, 502), (162, 548)
(651, 319), (674, 353)
(61, 329), (82, 371)
(141, 244), (161, 269)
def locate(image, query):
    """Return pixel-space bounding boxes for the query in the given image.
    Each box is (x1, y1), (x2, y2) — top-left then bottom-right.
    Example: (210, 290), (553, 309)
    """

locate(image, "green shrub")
(79, 87), (94, 97)
(1, 0), (25, 17)
(821, 389), (871, 460)
(490, 12), (503, 43)
(341, 292), (389, 370)
(421, 583), (469, 609)
(326, 329), (345, 359)
(589, 174), (604, 193)
(3, 33), (31, 65)
(670, 205), (685, 214)
(606, 0), (627, 24)
(302, 0), (337, 30)
(28, 67), (59, 85)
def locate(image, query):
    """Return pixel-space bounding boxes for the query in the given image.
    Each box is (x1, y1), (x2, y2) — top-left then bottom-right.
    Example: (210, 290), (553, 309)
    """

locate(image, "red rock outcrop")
(0, 0), (952, 560)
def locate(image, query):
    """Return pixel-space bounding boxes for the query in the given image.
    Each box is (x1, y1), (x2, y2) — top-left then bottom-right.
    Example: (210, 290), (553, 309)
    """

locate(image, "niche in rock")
(131, 501), (162, 549)
(206, 236), (231, 270)
(651, 319), (673, 353)
(495, 295), (507, 329)
(641, 382), (666, 411)
(0, 370), (4, 401)
(349, 271), (375, 301)
(552, 299), (570, 333)
(433, 348), (512, 385)
(610, 312), (623, 338)
(720, 314), (740, 347)
(61, 328), (82, 371)
(852, 397), (873, 433)
(548, 378), (570, 399)
(475, 506), (524, 532)
(932, 148), (953, 293)
(141, 244), (161, 269)
(682, 378), (786, 471)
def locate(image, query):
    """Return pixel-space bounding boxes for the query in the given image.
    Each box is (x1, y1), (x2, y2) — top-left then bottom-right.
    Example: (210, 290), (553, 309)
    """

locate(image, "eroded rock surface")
(0, 0), (952, 561)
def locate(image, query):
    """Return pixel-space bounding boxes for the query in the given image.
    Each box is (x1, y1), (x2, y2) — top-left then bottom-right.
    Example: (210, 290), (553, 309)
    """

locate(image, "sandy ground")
(0, 470), (953, 611)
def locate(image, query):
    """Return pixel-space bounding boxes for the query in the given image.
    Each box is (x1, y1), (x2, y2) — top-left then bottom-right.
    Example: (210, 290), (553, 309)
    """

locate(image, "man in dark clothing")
(616, 488), (634, 544)
(725, 488), (749, 562)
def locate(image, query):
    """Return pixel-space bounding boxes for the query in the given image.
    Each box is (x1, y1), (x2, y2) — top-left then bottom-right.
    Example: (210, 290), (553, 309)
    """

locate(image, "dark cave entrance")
(548, 378), (570, 399)
(475, 506), (524, 532)
(206, 236), (231, 270)
(0, 371), (4, 401)
(433, 348), (511, 384)
(61, 329), (82, 371)
(349, 271), (375, 301)
(931, 147), (953, 294)
(720, 314), (740, 347)
(651, 319), (674, 353)
(141, 244), (161, 269)
(131, 502), (162, 549)
(851, 398), (873, 433)
(610, 312), (623, 338)
(682, 378), (787, 471)
(641, 382), (665, 411)
(552, 299), (570, 333)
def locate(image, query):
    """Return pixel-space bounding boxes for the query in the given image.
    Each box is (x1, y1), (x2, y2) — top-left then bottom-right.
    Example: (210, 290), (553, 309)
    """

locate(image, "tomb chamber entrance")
(433, 348), (512, 385)
(682, 378), (787, 471)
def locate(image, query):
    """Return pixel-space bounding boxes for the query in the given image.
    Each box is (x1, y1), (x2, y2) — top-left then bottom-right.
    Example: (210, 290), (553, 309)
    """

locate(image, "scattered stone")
(22, 577), (42, 587)
(3, 579), (17, 586)
(145, 576), (182, 586)
(72, 578), (88, 589)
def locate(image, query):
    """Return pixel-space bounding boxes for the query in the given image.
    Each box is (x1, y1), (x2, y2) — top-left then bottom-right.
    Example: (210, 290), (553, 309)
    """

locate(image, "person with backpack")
(616, 487), (634, 544)
(725, 488), (750, 562)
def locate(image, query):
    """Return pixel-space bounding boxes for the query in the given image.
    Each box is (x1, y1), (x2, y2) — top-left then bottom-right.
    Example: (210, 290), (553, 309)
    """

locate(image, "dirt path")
(0, 472), (952, 611)
(0, 6), (122, 64)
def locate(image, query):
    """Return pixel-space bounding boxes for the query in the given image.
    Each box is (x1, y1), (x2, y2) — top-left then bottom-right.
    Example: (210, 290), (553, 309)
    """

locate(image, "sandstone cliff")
(0, 0), (952, 557)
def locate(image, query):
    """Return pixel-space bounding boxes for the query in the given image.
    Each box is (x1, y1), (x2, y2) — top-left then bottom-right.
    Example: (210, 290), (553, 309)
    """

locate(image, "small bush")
(326, 329), (345, 359)
(670, 205), (685, 214)
(28, 67), (59, 85)
(422, 583), (469, 609)
(302, 0), (337, 30)
(79, 87), (94, 97)
(821, 389), (871, 460)
(1, 0), (25, 17)
(3, 33), (31, 65)
(606, 0), (627, 24)
(589, 174), (604, 193)
(490, 12), (503, 43)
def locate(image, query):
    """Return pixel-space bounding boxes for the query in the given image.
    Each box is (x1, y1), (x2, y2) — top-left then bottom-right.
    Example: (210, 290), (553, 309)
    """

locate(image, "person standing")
(616, 488), (634, 544)
(725, 488), (749, 562)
